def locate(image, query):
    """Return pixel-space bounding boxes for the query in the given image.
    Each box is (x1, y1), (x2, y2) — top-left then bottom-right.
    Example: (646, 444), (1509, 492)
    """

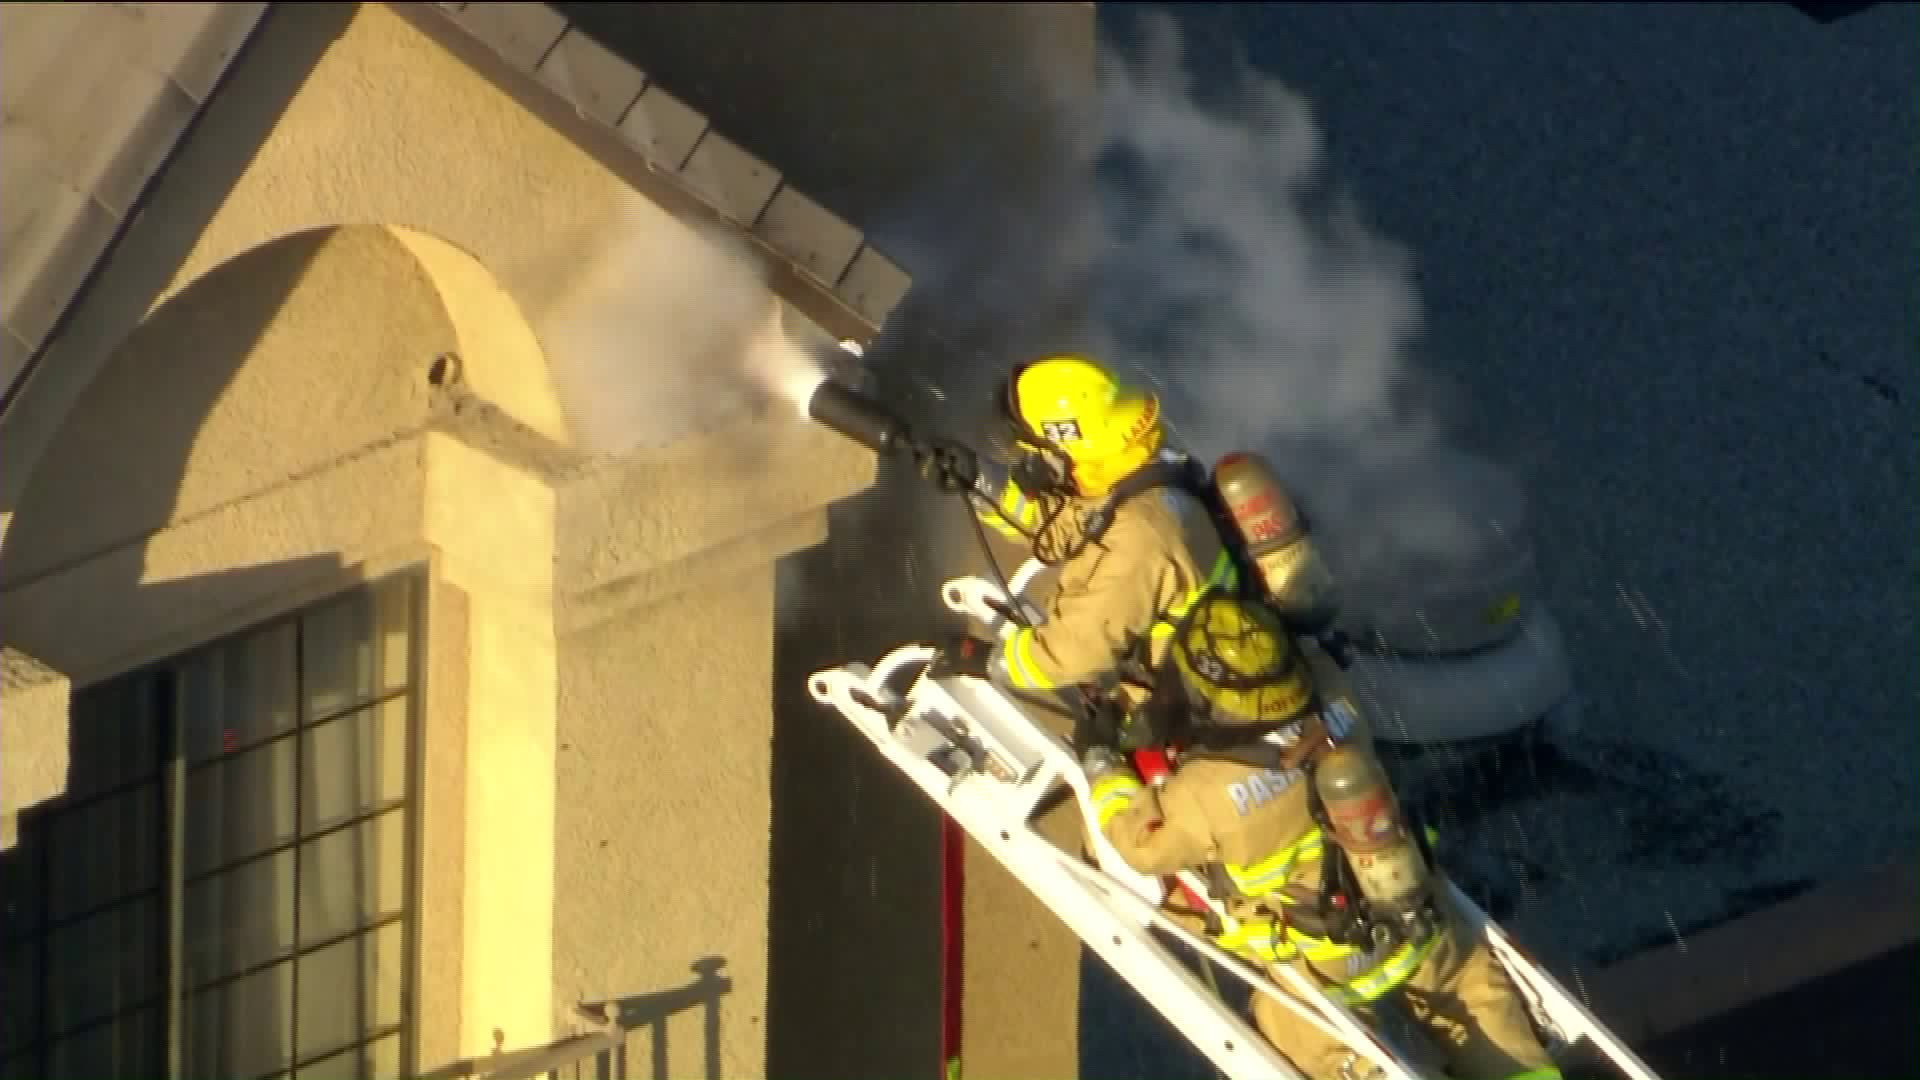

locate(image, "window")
(0, 573), (422, 1080)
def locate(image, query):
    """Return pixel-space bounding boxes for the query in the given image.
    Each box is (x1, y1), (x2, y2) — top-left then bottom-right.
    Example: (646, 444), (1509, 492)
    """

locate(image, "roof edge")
(1585, 858), (1919, 1043)
(388, 2), (912, 347)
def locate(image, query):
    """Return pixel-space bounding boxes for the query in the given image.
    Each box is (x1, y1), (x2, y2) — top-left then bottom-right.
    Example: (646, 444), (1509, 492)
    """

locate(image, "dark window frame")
(0, 568), (428, 1080)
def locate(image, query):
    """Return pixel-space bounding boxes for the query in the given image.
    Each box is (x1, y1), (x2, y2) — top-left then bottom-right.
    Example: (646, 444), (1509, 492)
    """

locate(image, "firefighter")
(925, 353), (1252, 743)
(1083, 599), (1564, 1080)
(916, 354), (1556, 1076)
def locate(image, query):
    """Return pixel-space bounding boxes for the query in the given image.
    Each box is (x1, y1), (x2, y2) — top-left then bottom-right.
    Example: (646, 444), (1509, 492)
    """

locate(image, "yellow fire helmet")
(1172, 591), (1314, 726)
(1004, 354), (1164, 496)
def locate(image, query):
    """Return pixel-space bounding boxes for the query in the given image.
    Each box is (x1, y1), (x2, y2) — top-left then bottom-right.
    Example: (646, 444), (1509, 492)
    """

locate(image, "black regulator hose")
(960, 488), (1036, 632)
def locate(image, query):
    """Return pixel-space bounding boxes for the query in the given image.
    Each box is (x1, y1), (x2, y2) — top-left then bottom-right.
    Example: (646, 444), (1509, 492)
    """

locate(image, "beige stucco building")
(0, 4), (932, 1078)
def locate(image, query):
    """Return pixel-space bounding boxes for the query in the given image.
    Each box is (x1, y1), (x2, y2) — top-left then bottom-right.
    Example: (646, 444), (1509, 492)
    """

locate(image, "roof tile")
(445, 2), (567, 71)
(754, 186), (863, 287)
(536, 25), (648, 128)
(618, 84), (709, 171)
(837, 247), (914, 328)
(680, 133), (782, 227)
(0, 168), (117, 353)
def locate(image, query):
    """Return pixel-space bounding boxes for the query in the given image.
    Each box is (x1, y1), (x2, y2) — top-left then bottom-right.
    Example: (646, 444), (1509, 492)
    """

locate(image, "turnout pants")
(1251, 900), (1561, 1080)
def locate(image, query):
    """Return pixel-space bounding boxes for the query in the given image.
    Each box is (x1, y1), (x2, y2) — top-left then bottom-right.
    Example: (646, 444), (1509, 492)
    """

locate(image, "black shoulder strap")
(1080, 457), (1211, 549)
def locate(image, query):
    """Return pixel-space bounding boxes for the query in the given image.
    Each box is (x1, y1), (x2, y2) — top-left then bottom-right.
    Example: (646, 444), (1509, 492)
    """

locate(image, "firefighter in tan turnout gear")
(940, 354), (1239, 729)
(941, 354), (1562, 1080)
(1087, 625), (1563, 1080)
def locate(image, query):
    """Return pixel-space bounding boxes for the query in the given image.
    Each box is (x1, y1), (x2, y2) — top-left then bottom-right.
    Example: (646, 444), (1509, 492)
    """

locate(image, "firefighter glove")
(931, 631), (995, 680)
(916, 437), (980, 495)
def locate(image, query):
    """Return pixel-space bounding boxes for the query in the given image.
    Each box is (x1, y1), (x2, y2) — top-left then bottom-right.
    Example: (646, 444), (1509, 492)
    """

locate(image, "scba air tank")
(1211, 453), (1338, 627)
(1312, 743), (1433, 923)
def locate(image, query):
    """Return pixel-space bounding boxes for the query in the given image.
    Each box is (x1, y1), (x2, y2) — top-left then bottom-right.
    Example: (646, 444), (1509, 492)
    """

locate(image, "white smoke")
(1090, 15), (1428, 462)
(532, 191), (825, 460)
(1084, 13), (1528, 587)
(859, 11), (1532, 612)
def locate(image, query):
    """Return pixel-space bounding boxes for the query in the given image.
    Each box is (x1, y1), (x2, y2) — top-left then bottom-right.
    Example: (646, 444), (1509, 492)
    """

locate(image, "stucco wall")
(0, 4), (880, 1075)
(553, 565), (778, 1080)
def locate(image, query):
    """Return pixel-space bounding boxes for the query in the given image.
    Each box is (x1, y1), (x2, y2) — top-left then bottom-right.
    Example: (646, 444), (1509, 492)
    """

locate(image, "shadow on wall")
(0, 16), (419, 1069)
(754, 43), (1099, 1080)
(0, 2), (350, 437)
(0, 0), (351, 654)
(414, 957), (735, 1080)
(0, 224), (397, 1079)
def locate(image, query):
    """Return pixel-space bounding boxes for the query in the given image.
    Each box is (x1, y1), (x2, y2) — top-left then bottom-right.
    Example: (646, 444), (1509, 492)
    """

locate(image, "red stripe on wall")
(940, 812), (966, 1079)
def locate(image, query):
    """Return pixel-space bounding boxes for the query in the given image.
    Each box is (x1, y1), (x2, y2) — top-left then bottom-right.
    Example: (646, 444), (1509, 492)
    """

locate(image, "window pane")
(45, 896), (158, 1035)
(0, 830), (42, 940)
(45, 1006), (159, 1080)
(0, 939), (37, 1056)
(373, 576), (414, 696)
(180, 622), (298, 763)
(294, 921), (403, 1062)
(184, 849), (296, 987)
(181, 960), (294, 1080)
(303, 579), (411, 722)
(299, 700), (408, 834)
(185, 738), (297, 876)
(298, 810), (405, 947)
(45, 784), (160, 919)
(295, 1032), (400, 1080)
(64, 675), (160, 799)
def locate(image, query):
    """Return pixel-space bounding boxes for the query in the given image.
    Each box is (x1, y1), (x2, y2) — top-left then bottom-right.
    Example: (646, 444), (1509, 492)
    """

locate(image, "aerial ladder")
(808, 555), (1667, 1080)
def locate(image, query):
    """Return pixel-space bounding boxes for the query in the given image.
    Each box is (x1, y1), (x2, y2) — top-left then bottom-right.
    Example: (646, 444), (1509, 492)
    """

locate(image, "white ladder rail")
(808, 657), (1306, 1080)
(811, 561), (1665, 1080)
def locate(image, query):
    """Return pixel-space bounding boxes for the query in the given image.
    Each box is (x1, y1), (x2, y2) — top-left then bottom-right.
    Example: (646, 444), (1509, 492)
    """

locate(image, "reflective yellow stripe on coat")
(1222, 828), (1327, 897)
(1090, 772), (1143, 829)
(1146, 550), (1241, 647)
(1002, 625), (1057, 690)
(976, 477), (1041, 541)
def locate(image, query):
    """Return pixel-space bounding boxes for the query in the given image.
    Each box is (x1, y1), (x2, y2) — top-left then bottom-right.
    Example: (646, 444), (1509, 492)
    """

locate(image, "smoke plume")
(531, 191), (826, 463)
(1089, 15), (1501, 577)
(875, 10), (1532, 612)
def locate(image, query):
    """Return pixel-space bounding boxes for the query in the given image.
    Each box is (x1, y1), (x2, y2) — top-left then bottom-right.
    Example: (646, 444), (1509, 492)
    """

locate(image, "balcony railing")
(411, 956), (733, 1080)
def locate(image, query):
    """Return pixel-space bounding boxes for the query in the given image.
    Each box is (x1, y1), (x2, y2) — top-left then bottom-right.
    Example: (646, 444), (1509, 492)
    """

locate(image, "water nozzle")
(806, 377), (916, 456)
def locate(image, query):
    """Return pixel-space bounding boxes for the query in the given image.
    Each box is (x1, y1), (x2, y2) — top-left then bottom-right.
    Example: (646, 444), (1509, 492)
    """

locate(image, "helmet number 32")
(1192, 650), (1228, 683)
(1041, 419), (1082, 444)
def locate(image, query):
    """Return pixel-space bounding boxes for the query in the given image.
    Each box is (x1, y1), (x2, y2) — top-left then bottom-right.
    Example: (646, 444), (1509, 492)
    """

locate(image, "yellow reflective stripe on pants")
(1148, 550), (1242, 643)
(1090, 773), (1142, 828)
(1501, 1070), (1564, 1080)
(1224, 829), (1326, 895)
(999, 626), (1057, 690)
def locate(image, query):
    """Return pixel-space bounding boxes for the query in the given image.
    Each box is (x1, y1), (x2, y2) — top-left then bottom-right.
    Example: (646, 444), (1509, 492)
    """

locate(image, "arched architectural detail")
(0, 7), (880, 1074)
